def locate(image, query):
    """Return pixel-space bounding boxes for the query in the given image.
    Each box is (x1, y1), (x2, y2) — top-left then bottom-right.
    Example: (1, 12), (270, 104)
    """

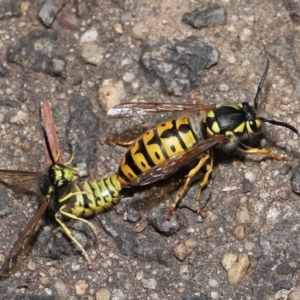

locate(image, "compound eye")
(249, 119), (259, 132)
(39, 174), (51, 196)
(48, 168), (56, 186)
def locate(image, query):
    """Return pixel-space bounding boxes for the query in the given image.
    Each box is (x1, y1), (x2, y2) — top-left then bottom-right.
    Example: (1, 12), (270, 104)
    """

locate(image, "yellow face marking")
(206, 127), (214, 136)
(211, 121), (220, 134)
(234, 122), (246, 134)
(256, 119), (262, 131)
(207, 111), (215, 118)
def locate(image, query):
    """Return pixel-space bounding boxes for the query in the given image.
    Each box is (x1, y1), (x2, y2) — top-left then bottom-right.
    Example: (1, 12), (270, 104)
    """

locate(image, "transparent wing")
(122, 134), (228, 187)
(0, 201), (49, 277)
(107, 102), (215, 118)
(0, 169), (41, 194)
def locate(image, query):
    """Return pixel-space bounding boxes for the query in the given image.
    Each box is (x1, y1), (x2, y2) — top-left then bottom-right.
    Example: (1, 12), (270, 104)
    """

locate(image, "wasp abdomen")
(118, 117), (198, 183)
(67, 174), (122, 217)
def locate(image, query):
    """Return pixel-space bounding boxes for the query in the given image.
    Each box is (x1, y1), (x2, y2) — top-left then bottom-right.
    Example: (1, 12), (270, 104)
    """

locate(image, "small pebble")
(289, 286), (300, 300)
(80, 42), (105, 66)
(232, 224), (246, 241)
(113, 23), (123, 34)
(239, 28), (252, 41)
(222, 253), (250, 285)
(96, 288), (111, 300)
(236, 203), (252, 224)
(131, 22), (150, 39)
(141, 278), (157, 290)
(221, 253), (237, 271)
(173, 236), (199, 261)
(80, 27), (99, 43)
(98, 79), (126, 111)
(244, 171), (256, 183)
(75, 280), (88, 295)
(27, 261), (36, 271)
(208, 278), (218, 288)
(54, 279), (70, 299)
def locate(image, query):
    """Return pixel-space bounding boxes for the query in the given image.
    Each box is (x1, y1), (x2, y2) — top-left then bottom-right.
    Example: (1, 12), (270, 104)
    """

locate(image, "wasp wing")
(107, 102), (215, 118)
(0, 201), (49, 277)
(122, 134), (228, 187)
(0, 169), (41, 195)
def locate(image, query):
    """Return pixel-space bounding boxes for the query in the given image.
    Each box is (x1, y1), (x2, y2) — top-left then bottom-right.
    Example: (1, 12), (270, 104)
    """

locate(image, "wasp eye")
(248, 119), (261, 133)
(39, 174), (51, 196)
(48, 168), (56, 186)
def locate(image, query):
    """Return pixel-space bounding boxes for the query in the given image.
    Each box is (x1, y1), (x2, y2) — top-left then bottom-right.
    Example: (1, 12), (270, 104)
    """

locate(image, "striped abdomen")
(117, 117), (198, 184)
(65, 174), (122, 217)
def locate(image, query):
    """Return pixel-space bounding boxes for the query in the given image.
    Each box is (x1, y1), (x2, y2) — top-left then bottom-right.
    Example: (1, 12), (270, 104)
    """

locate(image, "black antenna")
(260, 117), (300, 136)
(254, 58), (269, 110)
(39, 107), (56, 164)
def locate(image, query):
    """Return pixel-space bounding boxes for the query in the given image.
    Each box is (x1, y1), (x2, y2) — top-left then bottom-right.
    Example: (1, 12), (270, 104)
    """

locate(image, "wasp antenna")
(39, 107), (56, 164)
(261, 117), (300, 136)
(254, 58), (270, 110)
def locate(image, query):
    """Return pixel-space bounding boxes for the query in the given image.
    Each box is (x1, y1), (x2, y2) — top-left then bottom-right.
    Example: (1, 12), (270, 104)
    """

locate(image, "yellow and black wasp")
(0, 102), (122, 276)
(107, 59), (300, 218)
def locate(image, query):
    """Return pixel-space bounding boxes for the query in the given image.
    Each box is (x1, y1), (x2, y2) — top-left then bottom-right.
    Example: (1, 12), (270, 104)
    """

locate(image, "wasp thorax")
(48, 164), (78, 188)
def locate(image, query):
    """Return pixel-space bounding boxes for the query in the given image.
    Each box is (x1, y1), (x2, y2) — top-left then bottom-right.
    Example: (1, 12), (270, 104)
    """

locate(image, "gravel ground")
(1, 1), (300, 299)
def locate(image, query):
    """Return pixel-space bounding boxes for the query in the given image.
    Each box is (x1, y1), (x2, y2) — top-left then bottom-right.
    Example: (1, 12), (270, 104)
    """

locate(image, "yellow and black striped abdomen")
(66, 174), (122, 217)
(118, 117), (198, 183)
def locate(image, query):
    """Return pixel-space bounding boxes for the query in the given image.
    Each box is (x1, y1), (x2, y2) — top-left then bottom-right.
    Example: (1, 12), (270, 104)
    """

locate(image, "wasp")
(107, 59), (300, 218)
(0, 103), (123, 276)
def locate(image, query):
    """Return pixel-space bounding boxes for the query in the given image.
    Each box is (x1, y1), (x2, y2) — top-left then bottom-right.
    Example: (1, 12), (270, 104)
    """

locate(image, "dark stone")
(273, 279), (292, 291)
(6, 29), (66, 78)
(182, 293), (209, 300)
(66, 95), (100, 176)
(98, 214), (173, 266)
(182, 6), (227, 29)
(147, 207), (187, 236)
(291, 162), (300, 194)
(13, 296), (58, 300)
(283, 0), (300, 24)
(279, 163), (292, 175)
(0, 62), (9, 77)
(125, 197), (142, 223)
(0, 188), (10, 217)
(242, 179), (252, 193)
(140, 36), (219, 96)
(38, 0), (67, 28)
(0, 0), (22, 20)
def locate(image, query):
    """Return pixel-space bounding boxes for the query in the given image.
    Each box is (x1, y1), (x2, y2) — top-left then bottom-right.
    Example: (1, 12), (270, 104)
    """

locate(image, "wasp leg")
(55, 207), (94, 269)
(64, 153), (75, 166)
(195, 156), (213, 217)
(107, 136), (140, 146)
(239, 143), (287, 161)
(167, 151), (211, 219)
(193, 89), (201, 104)
(58, 191), (91, 203)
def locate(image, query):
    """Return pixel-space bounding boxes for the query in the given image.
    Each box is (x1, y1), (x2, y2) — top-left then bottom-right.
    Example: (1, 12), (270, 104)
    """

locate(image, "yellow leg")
(193, 89), (201, 104)
(195, 159), (213, 217)
(54, 149), (61, 162)
(64, 153), (75, 165)
(239, 143), (287, 161)
(107, 135), (141, 146)
(58, 191), (91, 203)
(55, 207), (92, 268)
(167, 151), (211, 219)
